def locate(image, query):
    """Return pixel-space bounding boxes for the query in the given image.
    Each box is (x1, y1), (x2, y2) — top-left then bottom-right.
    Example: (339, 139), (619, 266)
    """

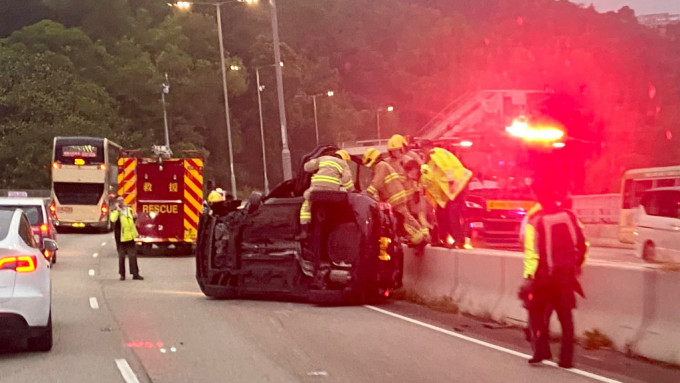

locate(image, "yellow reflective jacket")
(305, 155), (355, 191)
(207, 190), (224, 203)
(110, 207), (138, 243)
(366, 161), (408, 208)
(420, 148), (472, 208)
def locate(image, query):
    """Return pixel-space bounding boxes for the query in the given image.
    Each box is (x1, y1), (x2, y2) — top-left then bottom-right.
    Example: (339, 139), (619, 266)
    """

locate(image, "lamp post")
(310, 91), (334, 145)
(254, 62), (282, 195)
(173, 0), (257, 199)
(269, 0), (292, 180)
(376, 105), (394, 142)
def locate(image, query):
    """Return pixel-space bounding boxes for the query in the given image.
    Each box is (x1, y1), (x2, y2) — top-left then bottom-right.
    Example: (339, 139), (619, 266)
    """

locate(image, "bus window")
(632, 180), (653, 208)
(54, 182), (104, 205)
(656, 178), (676, 188)
(622, 179), (634, 209)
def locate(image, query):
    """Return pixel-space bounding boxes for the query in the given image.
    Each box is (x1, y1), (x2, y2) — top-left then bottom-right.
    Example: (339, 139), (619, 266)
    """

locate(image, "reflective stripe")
(523, 224), (539, 278)
(343, 180), (355, 189)
(388, 190), (408, 205)
(311, 174), (341, 185)
(319, 160), (344, 173)
(384, 173), (401, 184)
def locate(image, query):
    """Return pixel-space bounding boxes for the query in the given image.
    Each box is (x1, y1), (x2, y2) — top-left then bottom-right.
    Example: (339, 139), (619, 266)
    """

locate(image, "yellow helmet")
(387, 134), (408, 151)
(336, 150), (351, 163)
(362, 147), (381, 168)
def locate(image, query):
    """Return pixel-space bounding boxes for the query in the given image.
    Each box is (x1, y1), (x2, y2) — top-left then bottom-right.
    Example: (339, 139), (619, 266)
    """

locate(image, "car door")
(656, 191), (680, 261)
(0, 210), (17, 303)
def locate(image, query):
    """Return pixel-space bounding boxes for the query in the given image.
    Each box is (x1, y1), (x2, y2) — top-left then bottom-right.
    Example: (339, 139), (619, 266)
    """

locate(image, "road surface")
(0, 233), (676, 383)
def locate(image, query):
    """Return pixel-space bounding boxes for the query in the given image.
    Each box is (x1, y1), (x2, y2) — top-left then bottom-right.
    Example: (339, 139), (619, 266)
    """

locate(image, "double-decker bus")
(50, 137), (121, 231)
(619, 166), (680, 244)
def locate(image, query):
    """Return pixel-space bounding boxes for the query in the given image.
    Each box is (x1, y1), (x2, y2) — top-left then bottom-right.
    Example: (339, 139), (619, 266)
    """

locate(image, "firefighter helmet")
(387, 134), (408, 151)
(336, 150), (351, 163)
(362, 147), (381, 168)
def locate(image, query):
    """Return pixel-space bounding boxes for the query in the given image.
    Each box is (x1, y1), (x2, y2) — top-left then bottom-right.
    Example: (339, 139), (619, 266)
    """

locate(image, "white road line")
(101, 242), (107, 247)
(92, 252), (99, 258)
(89, 297), (99, 310)
(115, 359), (141, 383)
(364, 305), (623, 383)
(88, 269), (95, 277)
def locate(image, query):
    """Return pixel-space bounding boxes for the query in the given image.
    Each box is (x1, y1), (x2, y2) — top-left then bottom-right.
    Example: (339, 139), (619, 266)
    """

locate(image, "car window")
(0, 205), (44, 226)
(657, 191), (680, 219)
(633, 180), (653, 208)
(0, 209), (13, 241)
(18, 214), (38, 248)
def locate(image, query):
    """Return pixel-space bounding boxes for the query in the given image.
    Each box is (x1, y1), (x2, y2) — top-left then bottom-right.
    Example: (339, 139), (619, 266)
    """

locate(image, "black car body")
(195, 146), (404, 304)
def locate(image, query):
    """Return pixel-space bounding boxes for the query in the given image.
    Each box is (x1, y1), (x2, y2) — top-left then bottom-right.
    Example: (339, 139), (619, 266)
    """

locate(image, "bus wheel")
(643, 241), (656, 262)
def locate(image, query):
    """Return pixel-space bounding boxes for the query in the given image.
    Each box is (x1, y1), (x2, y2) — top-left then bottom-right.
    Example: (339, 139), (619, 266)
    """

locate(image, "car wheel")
(28, 312), (52, 352)
(642, 241), (656, 262)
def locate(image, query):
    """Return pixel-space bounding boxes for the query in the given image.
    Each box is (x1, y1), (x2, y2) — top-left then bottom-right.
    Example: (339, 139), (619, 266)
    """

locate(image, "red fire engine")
(117, 149), (204, 254)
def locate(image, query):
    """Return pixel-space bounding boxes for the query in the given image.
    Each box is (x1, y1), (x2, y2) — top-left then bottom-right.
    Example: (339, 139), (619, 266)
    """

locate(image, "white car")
(635, 187), (680, 262)
(0, 208), (55, 351)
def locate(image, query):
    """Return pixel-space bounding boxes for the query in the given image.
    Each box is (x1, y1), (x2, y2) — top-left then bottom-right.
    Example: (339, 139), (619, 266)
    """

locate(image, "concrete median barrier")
(402, 246), (680, 365)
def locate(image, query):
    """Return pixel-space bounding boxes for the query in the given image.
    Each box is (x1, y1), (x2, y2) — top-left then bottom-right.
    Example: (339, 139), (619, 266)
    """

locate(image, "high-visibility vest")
(420, 147), (473, 208)
(305, 155), (354, 191)
(366, 161), (408, 207)
(110, 207), (138, 242)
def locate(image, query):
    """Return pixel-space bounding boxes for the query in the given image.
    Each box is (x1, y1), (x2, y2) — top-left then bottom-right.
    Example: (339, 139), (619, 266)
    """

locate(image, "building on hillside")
(637, 13), (680, 28)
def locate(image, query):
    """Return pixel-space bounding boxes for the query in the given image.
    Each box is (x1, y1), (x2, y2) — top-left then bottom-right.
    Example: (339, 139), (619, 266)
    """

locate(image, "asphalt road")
(0, 233), (676, 383)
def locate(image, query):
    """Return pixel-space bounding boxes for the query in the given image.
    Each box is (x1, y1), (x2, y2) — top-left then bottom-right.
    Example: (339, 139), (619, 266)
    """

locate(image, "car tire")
(28, 312), (52, 352)
(51, 251), (57, 264)
(642, 241), (656, 262)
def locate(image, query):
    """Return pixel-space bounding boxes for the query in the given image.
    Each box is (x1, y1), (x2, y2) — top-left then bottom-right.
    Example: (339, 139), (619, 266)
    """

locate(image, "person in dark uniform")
(110, 197), (143, 281)
(522, 182), (587, 368)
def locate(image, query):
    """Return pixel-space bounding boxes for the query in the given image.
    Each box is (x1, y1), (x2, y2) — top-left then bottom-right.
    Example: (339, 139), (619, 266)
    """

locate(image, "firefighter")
(522, 182), (587, 368)
(299, 150), (354, 238)
(363, 148), (429, 246)
(385, 134), (432, 233)
(110, 197), (143, 281)
(405, 146), (472, 248)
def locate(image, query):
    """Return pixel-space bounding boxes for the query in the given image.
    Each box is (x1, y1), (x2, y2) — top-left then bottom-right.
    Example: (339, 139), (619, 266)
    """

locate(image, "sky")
(575, 0), (680, 15)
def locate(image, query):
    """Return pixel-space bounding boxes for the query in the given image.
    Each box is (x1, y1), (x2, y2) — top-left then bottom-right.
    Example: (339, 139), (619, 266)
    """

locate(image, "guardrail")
(402, 246), (680, 365)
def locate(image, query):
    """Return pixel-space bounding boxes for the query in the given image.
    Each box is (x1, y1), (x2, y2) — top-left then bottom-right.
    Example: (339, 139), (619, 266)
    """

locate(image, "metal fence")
(571, 193), (621, 225)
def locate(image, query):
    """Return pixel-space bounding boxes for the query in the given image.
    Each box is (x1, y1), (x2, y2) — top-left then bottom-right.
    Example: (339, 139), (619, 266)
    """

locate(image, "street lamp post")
(376, 105), (394, 142)
(310, 90), (334, 145)
(255, 66), (269, 195)
(269, 0), (292, 180)
(174, 0), (257, 199)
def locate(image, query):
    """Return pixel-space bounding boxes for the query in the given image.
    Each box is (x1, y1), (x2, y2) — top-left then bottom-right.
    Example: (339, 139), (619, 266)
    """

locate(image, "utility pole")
(269, 0), (292, 180)
(161, 73), (172, 155)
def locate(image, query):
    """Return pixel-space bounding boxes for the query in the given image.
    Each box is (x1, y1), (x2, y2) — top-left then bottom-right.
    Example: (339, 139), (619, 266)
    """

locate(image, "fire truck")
(117, 147), (204, 254)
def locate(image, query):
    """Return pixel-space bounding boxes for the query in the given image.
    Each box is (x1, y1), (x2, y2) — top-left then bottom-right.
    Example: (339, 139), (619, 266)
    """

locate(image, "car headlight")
(465, 201), (483, 209)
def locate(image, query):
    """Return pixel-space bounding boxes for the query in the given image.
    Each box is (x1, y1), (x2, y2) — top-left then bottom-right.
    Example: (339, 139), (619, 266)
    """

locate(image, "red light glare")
(552, 142), (566, 148)
(383, 289), (391, 297)
(666, 130), (673, 140)
(506, 118), (564, 142)
(460, 140), (473, 147)
(52, 162), (61, 169)
(99, 164), (106, 170)
(40, 224), (48, 233)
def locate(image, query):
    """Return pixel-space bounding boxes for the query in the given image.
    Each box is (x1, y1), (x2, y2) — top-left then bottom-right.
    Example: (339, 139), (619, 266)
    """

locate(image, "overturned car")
(195, 146), (403, 304)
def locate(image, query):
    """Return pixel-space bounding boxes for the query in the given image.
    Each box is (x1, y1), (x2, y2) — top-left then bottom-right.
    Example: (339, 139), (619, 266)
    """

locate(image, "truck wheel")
(198, 282), (236, 299)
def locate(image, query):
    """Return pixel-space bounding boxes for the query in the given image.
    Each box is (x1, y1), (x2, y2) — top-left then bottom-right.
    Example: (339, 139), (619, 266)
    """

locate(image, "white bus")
(50, 137), (121, 231)
(619, 165), (680, 243)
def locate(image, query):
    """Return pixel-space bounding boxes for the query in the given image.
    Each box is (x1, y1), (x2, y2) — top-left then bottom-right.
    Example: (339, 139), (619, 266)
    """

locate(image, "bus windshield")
(54, 139), (104, 165)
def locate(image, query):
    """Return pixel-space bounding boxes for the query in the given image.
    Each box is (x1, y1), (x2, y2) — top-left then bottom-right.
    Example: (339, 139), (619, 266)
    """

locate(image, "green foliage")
(0, 0), (678, 193)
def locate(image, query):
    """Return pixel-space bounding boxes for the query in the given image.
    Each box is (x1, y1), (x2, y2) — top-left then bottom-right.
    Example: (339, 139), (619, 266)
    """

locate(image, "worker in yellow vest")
(405, 146), (472, 248)
(110, 197), (143, 280)
(363, 148), (429, 246)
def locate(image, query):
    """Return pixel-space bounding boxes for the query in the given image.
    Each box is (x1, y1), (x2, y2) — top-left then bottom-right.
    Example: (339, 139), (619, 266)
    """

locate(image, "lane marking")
(88, 269), (95, 277)
(364, 305), (623, 383)
(115, 359), (141, 383)
(101, 242), (107, 247)
(89, 297), (99, 310)
(92, 252), (99, 258)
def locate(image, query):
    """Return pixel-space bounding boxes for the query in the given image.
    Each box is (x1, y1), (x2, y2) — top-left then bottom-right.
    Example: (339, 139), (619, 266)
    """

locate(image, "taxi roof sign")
(8, 191), (28, 198)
